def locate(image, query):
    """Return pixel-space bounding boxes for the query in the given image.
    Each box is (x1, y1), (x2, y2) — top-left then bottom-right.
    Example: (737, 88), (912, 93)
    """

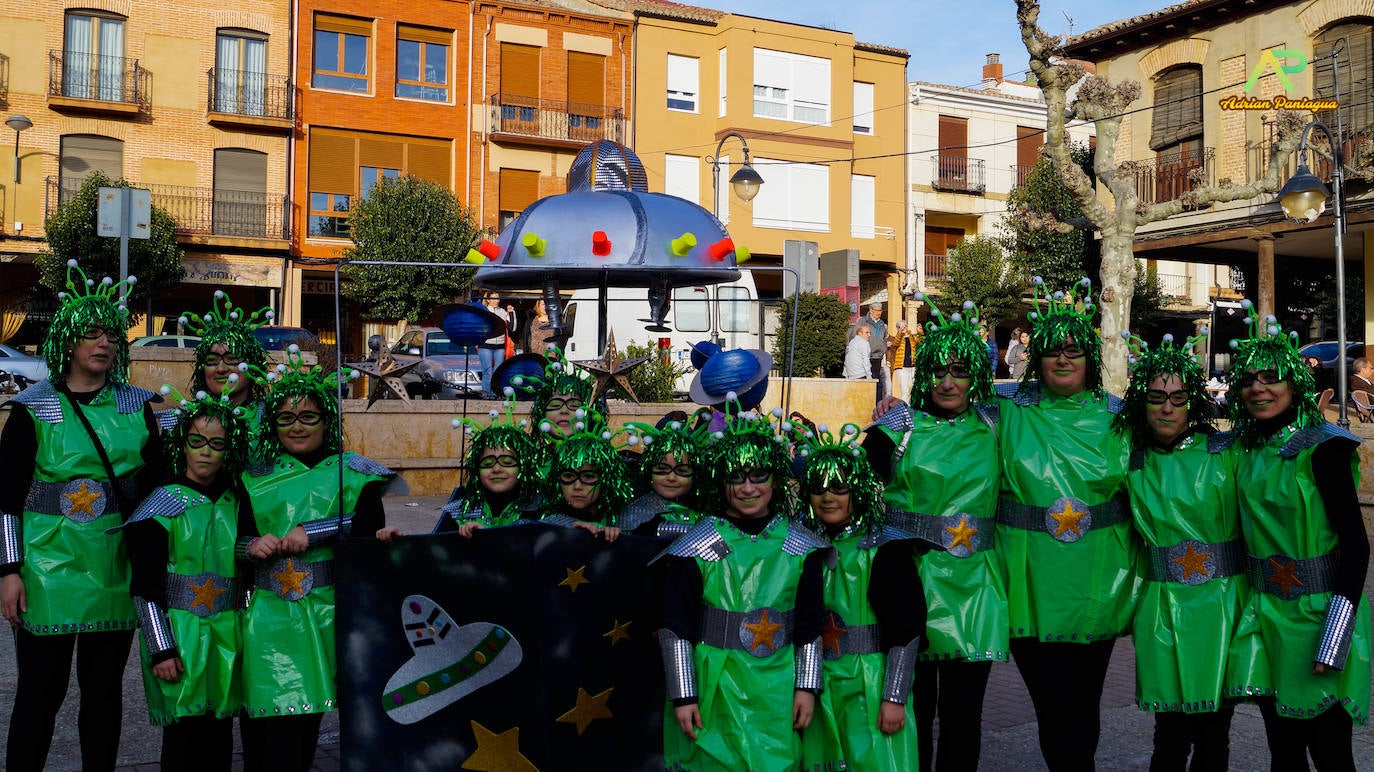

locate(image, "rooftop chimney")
(983, 53), (1003, 86)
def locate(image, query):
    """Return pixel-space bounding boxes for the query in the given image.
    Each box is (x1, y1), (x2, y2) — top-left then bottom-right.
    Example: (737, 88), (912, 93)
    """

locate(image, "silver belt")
(698, 605), (794, 657)
(997, 494), (1129, 543)
(26, 478), (138, 522)
(165, 571), (238, 616)
(1145, 539), (1246, 585)
(1248, 551), (1338, 599)
(820, 611), (882, 658)
(253, 557), (333, 602)
(886, 508), (995, 556)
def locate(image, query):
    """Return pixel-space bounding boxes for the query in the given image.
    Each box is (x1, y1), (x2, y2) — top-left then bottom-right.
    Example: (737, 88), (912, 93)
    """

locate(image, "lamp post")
(6, 114), (32, 184)
(707, 131), (764, 221)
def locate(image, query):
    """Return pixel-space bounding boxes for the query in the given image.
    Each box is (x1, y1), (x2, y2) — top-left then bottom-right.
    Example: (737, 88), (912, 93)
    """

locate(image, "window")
(396, 26), (449, 101)
(567, 52), (606, 140)
(751, 159), (828, 231)
(1314, 21), (1374, 159)
(718, 48), (727, 116)
(664, 154), (699, 204)
(753, 48), (829, 124)
(717, 286), (753, 332)
(853, 82), (874, 134)
(313, 14), (370, 93)
(213, 148), (268, 238)
(63, 11), (125, 101)
(674, 286), (709, 332)
(1015, 125), (1041, 187)
(216, 30), (267, 115)
(360, 166), (399, 200)
(307, 128), (452, 238)
(850, 174), (875, 239)
(499, 168), (540, 232)
(59, 134), (122, 197)
(667, 54), (698, 112)
(309, 192), (351, 238)
(1150, 66), (1203, 202)
(936, 115), (969, 187)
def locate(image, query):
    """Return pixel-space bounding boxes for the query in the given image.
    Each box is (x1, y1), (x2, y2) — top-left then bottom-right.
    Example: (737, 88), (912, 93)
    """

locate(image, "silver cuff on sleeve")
(659, 629), (698, 701)
(1315, 595), (1357, 671)
(882, 637), (921, 704)
(303, 515), (354, 546)
(0, 512), (21, 567)
(794, 636), (824, 692)
(133, 596), (178, 658)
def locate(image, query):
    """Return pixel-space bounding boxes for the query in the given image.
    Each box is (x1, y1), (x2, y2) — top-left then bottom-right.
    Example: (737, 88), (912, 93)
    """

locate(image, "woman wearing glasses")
(1225, 305), (1369, 770)
(237, 351), (395, 772)
(618, 414), (707, 537)
(179, 291), (273, 463)
(541, 426), (633, 541)
(434, 412), (543, 536)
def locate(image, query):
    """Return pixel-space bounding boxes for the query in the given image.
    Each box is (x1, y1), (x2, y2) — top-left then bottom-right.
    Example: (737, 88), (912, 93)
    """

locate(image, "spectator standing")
(1350, 357), (1374, 396)
(476, 291), (518, 397)
(845, 326), (874, 380)
(979, 325), (999, 378)
(858, 303), (889, 397)
(1006, 329), (1031, 381)
(888, 319), (921, 401)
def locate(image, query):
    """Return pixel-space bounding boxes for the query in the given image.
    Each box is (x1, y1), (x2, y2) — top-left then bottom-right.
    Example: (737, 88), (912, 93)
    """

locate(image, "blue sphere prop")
(440, 303), (506, 347)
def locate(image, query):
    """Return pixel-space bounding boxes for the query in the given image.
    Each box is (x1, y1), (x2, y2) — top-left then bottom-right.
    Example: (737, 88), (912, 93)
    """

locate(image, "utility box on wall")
(783, 240), (820, 296)
(819, 248), (861, 315)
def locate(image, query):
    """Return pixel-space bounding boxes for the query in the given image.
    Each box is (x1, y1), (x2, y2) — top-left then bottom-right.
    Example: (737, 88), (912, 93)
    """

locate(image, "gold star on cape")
(462, 721), (538, 772)
(571, 330), (650, 403)
(63, 481), (102, 518)
(820, 612), (846, 656)
(348, 348), (419, 408)
(1171, 543), (1213, 581)
(743, 609), (784, 651)
(1266, 557), (1305, 597)
(1048, 500), (1088, 538)
(555, 687), (614, 735)
(188, 576), (227, 612)
(272, 558), (310, 597)
(603, 619), (631, 646)
(559, 565), (590, 593)
(944, 515), (979, 553)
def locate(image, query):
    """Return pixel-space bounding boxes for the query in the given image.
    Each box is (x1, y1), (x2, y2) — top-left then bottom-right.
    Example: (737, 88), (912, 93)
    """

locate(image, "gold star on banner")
(1048, 500), (1088, 538)
(272, 558), (310, 597)
(603, 619), (631, 646)
(944, 515), (979, 553)
(571, 330), (650, 403)
(743, 609), (784, 652)
(559, 565), (590, 593)
(461, 721), (538, 772)
(820, 612), (846, 656)
(1171, 543), (1213, 581)
(188, 576), (227, 612)
(1267, 557), (1305, 598)
(555, 687), (615, 735)
(63, 481), (102, 518)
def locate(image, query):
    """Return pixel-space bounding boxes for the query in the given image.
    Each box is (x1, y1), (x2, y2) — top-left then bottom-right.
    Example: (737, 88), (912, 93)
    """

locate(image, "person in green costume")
(0, 260), (166, 772)
(540, 414), (633, 541)
(525, 347), (596, 442)
(237, 347), (395, 772)
(179, 290), (273, 464)
(1113, 329), (1247, 771)
(1223, 302), (1370, 770)
(656, 401), (830, 772)
(618, 411), (709, 537)
(796, 422), (924, 772)
(434, 402), (544, 535)
(868, 296), (1008, 772)
(123, 387), (253, 771)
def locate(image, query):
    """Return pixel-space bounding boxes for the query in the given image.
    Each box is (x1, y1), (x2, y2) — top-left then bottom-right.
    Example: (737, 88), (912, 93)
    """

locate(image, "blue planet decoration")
(689, 347), (773, 410)
(438, 303), (508, 347)
(689, 340), (723, 371)
(491, 353), (548, 401)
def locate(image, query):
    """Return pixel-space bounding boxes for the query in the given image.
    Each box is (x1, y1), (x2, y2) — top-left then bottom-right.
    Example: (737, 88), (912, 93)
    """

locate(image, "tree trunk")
(1098, 232), (1136, 395)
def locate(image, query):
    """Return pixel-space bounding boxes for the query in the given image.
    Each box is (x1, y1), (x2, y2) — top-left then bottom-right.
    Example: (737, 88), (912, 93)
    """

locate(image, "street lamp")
(6, 114), (32, 184)
(708, 131), (764, 220)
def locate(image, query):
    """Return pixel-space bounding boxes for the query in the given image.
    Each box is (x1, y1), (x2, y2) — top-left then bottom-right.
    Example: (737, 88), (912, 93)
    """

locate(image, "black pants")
(162, 714), (233, 772)
(1010, 637), (1116, 772)
(240, 712), (325, 772)
(914, 659), (993, 772)
(1150, 707), (1234, 772)
(1258, 699), (1356, 772)
(5, 626), (134, 772)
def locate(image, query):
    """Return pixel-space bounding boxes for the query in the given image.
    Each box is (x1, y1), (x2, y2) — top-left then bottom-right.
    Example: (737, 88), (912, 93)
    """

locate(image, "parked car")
(388, 328), (483, 399)
(253, 326), (321, 351)
(131, 335), (201, 348)
(0, 343), (49, 383)
(1298, 340), (1365, 370)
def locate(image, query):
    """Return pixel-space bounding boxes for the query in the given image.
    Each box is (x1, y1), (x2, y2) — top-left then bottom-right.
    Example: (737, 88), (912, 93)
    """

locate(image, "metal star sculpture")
(348, 347), (418, 408)
(571, 330), (650, 403)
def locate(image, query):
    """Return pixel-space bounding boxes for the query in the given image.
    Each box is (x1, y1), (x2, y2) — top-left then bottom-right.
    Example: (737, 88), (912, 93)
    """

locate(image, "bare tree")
(1015, 0), (1307, 393)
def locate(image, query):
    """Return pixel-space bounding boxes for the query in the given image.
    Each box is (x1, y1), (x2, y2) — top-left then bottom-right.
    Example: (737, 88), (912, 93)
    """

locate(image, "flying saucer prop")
(689, 347), (773, 410)
(438, 303), (508, 348)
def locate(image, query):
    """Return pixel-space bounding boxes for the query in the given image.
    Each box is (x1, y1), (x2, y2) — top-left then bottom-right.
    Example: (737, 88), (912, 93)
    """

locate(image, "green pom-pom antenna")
(695, 404), (796, 519)
(181, 290), (273, 402)
(453, 396), (546, 503)
(259, 345), (357, 458)
(908, 293), (994, 410)
(1224, 299), (1321, 442)
(1022, 276), (1105, 395)
(1113, 328), (1214, 444)
(791, 421), (885, 534)
(42, 259), (136, 385)
(158, 384), (253, 478)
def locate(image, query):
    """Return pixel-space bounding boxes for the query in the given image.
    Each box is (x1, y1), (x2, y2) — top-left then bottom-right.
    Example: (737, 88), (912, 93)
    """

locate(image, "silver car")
(0, 343), (49, 383)
(388, 328), (483, 399)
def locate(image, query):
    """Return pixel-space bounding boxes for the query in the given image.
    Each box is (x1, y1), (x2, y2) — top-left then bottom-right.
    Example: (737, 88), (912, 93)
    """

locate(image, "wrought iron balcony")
(931, 155), (985, 194)
(47, 177), (290, 241)
(1012, 163), (1036, 188)
(207, 68), (293, 124)
(489, 94), (625, 145)
(48, 50), (143, 109)
(1133, 147), (1215, 206)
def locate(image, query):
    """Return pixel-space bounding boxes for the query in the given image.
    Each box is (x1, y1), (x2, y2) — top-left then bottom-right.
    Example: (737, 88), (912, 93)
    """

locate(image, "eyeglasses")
(1236, 371), (1283, 389)
(1145, 389), (1189, 407)
(79, 327), (121, 343)
(807, 482), (851, 496)
(932, 363), (973, 380)
(559, 470), (601, 486)
(545, 398), (584, 412)
(273, 411), (323, 427)
(202, 354), (244, 369)
(185, 434), (228, 451)
(725, 468), (773, 486)
(1041, 345), (1086, 360)
(477, 454), (519, 469)
(650, 463), (694, 478)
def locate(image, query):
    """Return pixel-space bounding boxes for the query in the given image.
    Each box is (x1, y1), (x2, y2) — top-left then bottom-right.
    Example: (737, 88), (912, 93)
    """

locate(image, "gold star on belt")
(1171, 543), (1212, 581)
(744, 609), (784, 651)
(462, 720), (537, 772)
(188, 576), (227, 612)
(1266, 557), (1305, 598)
(944, 515), (979, 552)
(272, 558), (310, 597)
(820, 612), (847, 656)
(555, 686), (614, 735)
(602, 619), (631, 646)
(559, 565), (589, 593)
(63, 481), (102, 518)
(1048, 500), (1088, 538)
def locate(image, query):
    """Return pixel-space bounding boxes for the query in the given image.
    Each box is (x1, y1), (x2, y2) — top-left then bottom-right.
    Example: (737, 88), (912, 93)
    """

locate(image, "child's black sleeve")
(869, 540), (925, 649)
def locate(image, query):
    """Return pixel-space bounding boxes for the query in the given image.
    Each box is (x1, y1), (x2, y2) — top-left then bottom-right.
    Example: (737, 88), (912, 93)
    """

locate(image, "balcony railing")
(1154, 272), (1191, 302)
(1012, 163), (1036, 188)
(924, 253), (948, 283)
(489, 94), (625, 144)
(47, 177), (290, 241)
(931, 155), (985, 194)
(1133, 147), (1215, 206)
(207, 68), (292, 121)
(48, 50), (142, 107)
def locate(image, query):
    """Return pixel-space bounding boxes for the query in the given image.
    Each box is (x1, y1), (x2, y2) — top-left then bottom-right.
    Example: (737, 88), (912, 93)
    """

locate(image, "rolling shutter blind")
(567, 52), (604, 106)
(309, 130), (356, 194)
(499, 169), (539, 212)
(406, 142), (450, 187)
(501, 43), (539, 98)
(1150, 66), (1202, 151)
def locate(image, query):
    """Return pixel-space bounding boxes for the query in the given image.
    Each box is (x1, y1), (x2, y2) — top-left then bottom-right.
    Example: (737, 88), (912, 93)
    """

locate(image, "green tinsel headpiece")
(908, 293), (995, 410)
(43, 259), (135, 385)
(454, 398), (546, 502)
(793, 422), (884, 534)
(259, 345), (357, 458)
(623, 411), (712, 507)
(1225, 299), (1321, 438)
(517, 346), (596, 425)
(181, 290), (272, 402)
(158, 384), (252, 478)
(1113, 328), (1214, 443)
(1024, 276), (1104, 394)
(547, 420), (635, 519)
(695, 404), (796, 519)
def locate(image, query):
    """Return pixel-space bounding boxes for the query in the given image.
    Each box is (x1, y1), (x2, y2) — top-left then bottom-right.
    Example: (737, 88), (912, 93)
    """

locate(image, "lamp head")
(5, 115), (33, 134)
(1278, 164), (1331, 224)
(729, 162), (764, 202)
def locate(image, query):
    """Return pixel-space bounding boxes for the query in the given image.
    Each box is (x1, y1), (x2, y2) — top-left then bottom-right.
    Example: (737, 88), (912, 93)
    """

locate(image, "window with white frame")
(753, 48), (829, 124)
(664, 154), (699, 204)
(850, 174), (875, 238)
(751, 159), (828, 231)
(667, 54), (698, 112)
(853, 82), (874, 135)
(718, 48), (727, 116)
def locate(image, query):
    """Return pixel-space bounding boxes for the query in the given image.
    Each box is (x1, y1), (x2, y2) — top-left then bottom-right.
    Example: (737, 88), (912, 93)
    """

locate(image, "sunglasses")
(807, 482), (851, 496)
(932, 363), (973, 380)
(477, 454), (519, 469)
(559, 470), (601, 486)
(545, 398), (584, 412)
(650, 463), (694, 478)
(725, 468), (773, 486)
(273, 411), (323, 427)
(186, 434), (228, 451)
(1145, 389), (1189, 407)
(1236, 371), (1282, 389)
(79, 327), (121, 343)
(202, 354), (244, 369)
(1041, 345), (1086, 360)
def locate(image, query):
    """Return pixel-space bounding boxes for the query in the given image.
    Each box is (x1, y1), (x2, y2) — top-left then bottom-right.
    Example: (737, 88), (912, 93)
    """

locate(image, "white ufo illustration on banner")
(382, 594), (523, 725)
